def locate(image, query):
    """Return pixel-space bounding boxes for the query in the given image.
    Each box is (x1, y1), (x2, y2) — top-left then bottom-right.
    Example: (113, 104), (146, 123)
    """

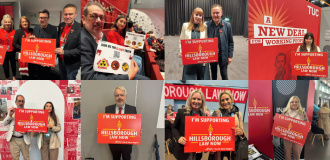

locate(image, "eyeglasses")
(17, 100), (25, 103)
(39, 17), (48, 20)
(89, 14), (105, 21)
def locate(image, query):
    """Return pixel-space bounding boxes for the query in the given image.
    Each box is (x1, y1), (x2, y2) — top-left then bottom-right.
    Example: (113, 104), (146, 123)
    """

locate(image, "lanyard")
(4, 29), (10, 45)
(62, 25), (73, 43)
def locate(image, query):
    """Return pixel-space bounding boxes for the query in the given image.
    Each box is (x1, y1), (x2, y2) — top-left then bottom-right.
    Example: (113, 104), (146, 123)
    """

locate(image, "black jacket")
(81, 27), (129, 80)
(33, 24), (58, 44)
(57, 21), (81, 72)
(172, 109), (206, 160)
(13, 28), (33, 51)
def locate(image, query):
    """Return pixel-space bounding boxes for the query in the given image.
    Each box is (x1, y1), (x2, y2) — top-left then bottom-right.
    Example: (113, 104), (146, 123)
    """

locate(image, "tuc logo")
(307, 5), (319, 17)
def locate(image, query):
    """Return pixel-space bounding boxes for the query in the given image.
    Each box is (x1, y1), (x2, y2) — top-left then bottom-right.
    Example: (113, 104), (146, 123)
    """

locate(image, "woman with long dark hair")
(38, 102), (61, 160)
(106, 15), (144, 76)
(296, 32), (321, 80)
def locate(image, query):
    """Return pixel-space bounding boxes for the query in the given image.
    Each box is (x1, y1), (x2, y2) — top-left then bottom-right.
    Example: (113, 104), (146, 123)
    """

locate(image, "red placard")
(14, 108), (48, 133)
(164, 84), (248, 103)
(20, 38), (56, 67)
(181, 38), (218, 65)
(249, 0), (321, 80)
(271, 113), (311, 146)
(0, 44), (6, 65)
(167, 112), (177, 120)
(98, 114), (141, 145)
(291, 51), (328, 78)
(184, 116), (235, 152)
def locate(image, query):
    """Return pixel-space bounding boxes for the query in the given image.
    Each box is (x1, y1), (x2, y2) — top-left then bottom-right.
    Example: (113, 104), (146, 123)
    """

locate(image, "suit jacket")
(81, 27), (129, 80)
(33, 24), (58, 46)
(105, 104), (137, 149)
(37, 115), (61, 149)
(172, 109), (206, 160)
(206, 19), (234, 65)
(3, 114), (31, 145)
(147, 37), (153, 46)
(13, 28), (33, 51)
(179, 22), (208, 53)
(57, 21), (81, 72)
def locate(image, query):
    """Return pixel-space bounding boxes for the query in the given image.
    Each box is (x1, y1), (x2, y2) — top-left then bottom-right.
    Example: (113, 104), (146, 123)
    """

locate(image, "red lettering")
(287, 29), (293, 36)
(266, 17), (271, 24)
(258, 26), (268, 36)
(269, 27), (276, 36)
(276, 28), (285, 36)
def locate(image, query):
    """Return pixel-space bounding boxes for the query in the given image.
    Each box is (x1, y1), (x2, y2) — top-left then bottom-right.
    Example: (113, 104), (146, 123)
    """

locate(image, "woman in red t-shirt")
(0, 14), (16, 80)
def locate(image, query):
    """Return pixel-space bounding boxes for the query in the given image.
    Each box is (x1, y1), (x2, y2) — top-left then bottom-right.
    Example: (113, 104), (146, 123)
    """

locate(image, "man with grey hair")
(4, 95), (31, 160)
(81, 2), (149, 80)
(96, 86), (138, 160)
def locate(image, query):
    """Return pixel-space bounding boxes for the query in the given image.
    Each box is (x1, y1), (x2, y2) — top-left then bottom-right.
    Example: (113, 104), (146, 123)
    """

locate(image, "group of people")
(166, 89), (246, 160)
(3, 95), (61, 160)
(179, 4), (234, 80)
(0, 4), (81, 80)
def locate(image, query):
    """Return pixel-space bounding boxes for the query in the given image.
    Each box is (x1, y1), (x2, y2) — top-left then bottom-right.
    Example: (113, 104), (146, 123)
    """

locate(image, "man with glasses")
(55, 4), (81, 80)
(81, 2), (148, 80)
(4, 95), (31, 160)
(31, 9), (58, 80)
(206, 4), (234, 80)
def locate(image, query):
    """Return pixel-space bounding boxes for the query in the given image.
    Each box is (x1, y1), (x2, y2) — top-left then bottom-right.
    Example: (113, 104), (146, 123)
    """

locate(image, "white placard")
(124, 32), (146, 49)
(93, 41), (134, 74)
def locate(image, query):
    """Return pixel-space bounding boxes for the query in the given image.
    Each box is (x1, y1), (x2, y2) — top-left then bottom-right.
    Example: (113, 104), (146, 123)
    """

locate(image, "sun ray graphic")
(249, 0), (293, 39)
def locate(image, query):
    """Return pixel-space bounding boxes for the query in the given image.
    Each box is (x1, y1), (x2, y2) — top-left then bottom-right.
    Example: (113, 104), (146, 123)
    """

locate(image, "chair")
(310, 123), (324, 146)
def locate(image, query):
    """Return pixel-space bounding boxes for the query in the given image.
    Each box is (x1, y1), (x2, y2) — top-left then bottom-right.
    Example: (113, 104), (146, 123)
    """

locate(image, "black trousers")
(109, 144), (132, 160)
(3, 51), (16, 78)
(29, 63), (51, 80)
(210, 56), (228, 80)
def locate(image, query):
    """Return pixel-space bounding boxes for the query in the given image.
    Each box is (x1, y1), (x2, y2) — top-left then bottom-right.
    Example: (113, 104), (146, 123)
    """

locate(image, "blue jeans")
(58, 58), (78, 80)
(133, 55), (143, 75)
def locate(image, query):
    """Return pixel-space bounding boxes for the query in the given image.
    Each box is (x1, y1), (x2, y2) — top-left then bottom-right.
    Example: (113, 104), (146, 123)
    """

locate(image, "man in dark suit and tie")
(31, 9), (58, 80)
(101, 86), (137, 160)
(55, 4), (81, 80)
(81, 2), (149, 80)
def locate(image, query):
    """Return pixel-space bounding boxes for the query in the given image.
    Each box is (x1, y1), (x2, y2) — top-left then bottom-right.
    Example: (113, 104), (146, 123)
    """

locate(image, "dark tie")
(119, 108), (122, 114)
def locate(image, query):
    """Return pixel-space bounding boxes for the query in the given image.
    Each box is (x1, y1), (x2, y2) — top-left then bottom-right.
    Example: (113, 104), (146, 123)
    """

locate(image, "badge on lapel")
(222, 23), (224, 26)
(70, 29), (74, 33)
(61, 27), (64, 30)
(219, 30), (223, 33)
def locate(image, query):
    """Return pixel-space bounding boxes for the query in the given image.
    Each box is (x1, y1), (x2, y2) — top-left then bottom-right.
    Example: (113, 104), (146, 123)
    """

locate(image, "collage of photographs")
(0, 0), (329, 160)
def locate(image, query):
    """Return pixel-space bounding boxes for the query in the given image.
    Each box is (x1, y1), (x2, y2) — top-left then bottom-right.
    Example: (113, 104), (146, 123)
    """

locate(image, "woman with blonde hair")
(179, 7), (210, 80)
(0, 14), (16, 80)
(281, 96), (308, 160)
(172, 89), (207, 160)
(212, 90), (245, 160)
(318, 102), (330, 140)
(166, 104), (174, 116)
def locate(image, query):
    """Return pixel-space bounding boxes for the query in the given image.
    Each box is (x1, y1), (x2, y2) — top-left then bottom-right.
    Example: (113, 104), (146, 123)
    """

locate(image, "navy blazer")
(13, 28), (34, 51)
(206, 19), (234, 65)
(57, 21), (81, 72)
(81, 27), (129, 80)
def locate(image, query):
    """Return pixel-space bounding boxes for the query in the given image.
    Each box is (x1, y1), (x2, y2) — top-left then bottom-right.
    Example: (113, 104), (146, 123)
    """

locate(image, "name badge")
(61, 44), (65, 49)
(45, 130), (50, 137)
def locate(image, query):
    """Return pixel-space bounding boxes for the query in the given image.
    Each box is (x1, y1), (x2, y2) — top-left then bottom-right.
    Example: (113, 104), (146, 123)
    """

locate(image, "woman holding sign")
(282, 96), (308, 160)
(212, 90), (246, 160)
(172, 89), (207, 160)
(37, 102), (61, 160)
(179, 7), (210, 80)
(13, 16), (34, 79)
(106, 15), (144, 76)
(0, 14), (16, 80)
(296, 32), (321, 80)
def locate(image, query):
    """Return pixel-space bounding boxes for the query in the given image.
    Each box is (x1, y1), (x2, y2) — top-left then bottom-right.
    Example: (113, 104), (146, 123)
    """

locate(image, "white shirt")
(289, 110), (300, 120)
(297, 45), (321, 52)
(115, 104), (125, 114)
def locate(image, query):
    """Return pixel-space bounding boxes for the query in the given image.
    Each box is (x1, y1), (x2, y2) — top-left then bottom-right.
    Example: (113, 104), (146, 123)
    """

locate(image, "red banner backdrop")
(249, 0), (321, 80)
(181, 38), (218, 65)
(14, 108), (48, 133)
(291, 52), (328, 77)
(164, 84), (248, 103)
(248, 80), (274, 158)
(0, 44), (6, 65)
(98, 114), (141, 145)
(271, 114), (311, 146)
(184, 116), (235, 152)
(20, 38), (56, 67)
(307, 81), (315, 123)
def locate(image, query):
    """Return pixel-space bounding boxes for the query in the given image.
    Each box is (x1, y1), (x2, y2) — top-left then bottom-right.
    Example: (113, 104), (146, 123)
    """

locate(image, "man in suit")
(206, 4), (234, 80)
(4, 95), (31, 160)
(55, 4), (81, 80)
(31, 9), (58, 80)
(104, 86), (137, 160)
(81, 2), (149, 80)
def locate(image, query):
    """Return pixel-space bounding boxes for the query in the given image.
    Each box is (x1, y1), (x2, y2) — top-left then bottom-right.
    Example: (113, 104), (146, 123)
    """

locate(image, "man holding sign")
(97, 86), (141, 160)
(3, 95), (31, 160)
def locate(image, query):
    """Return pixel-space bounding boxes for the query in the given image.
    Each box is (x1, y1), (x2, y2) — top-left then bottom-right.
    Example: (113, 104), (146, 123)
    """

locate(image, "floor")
(164, 36), (248, 80)
(304, 132), (330, 160)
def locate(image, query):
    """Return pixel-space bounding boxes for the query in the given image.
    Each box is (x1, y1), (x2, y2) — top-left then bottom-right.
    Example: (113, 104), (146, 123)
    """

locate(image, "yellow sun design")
(249, 0), (293, 39)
